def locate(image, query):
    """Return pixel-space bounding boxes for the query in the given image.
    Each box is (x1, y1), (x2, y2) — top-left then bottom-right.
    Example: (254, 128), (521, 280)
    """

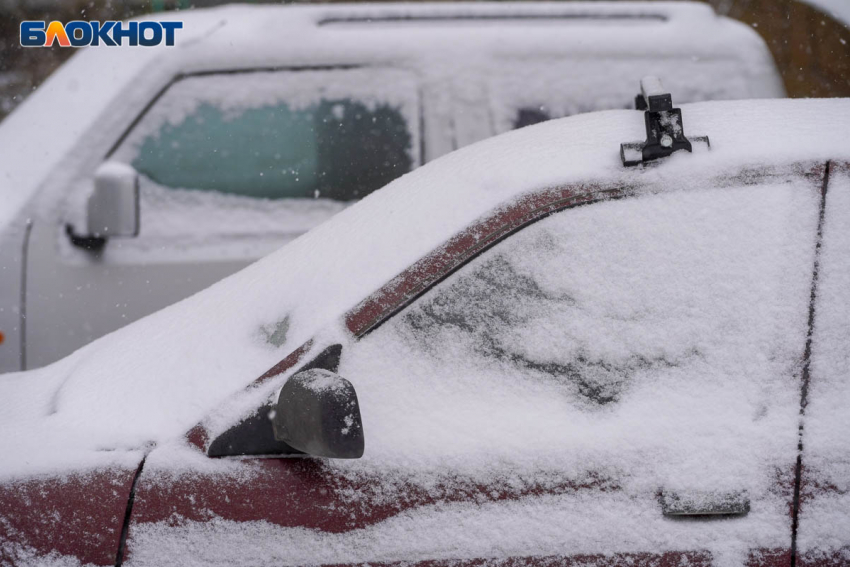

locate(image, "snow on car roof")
(0, 2), (781, 235)
(0, 97), (848, 483)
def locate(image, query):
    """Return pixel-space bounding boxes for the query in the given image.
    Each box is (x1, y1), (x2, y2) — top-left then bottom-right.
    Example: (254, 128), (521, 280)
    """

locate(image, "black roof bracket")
(620, 76), (710, 167)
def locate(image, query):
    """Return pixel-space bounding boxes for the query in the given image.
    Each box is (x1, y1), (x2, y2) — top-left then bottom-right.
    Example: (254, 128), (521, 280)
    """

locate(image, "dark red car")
(2, 97), (849, 567)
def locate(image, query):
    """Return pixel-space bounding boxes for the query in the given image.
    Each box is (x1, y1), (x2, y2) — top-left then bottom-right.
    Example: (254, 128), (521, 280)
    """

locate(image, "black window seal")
(317, 13), (669, 26)
(104, 64), (422, 163)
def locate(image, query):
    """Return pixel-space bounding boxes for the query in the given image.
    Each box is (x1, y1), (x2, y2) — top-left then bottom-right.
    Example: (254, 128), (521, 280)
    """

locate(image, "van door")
(0, 222), (29, 373)
(24, 67), (422, 369)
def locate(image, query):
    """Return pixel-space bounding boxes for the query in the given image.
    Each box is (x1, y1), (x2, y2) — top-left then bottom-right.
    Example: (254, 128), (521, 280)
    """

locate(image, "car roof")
(0, 2), (781, 234)
(2, 96), (849, 481)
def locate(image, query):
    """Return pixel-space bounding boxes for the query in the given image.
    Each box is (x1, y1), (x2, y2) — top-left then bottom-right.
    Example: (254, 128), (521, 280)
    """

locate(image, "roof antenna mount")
(620, 76), (710, 167)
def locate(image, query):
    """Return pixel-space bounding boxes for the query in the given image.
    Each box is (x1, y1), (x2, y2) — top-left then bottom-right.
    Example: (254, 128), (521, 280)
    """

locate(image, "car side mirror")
(272, 369), (364, 459)
(87, 162), (139, 238)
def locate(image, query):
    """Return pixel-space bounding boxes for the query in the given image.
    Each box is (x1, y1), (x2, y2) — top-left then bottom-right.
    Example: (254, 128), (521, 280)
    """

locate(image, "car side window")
(377, 188), (810, 407)
(115, 69), (418, 202)
(129, 97), (412, 202)
(107, 69), (420, 256)
(341, 177), (819, 480)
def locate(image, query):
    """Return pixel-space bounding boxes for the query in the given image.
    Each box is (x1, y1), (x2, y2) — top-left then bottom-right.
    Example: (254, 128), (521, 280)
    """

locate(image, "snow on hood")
(0, 97), (848, 481)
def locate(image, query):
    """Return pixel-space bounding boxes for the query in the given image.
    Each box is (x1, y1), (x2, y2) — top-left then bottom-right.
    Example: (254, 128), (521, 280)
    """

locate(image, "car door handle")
(660, 489), (750, 517)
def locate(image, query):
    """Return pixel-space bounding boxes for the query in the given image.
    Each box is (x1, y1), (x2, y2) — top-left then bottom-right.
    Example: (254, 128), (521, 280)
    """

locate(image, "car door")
(0, 461), (141, 566)
(795, 161), (850, 566)
(124, 164), (824, 567)
(24, 67), (422, 369)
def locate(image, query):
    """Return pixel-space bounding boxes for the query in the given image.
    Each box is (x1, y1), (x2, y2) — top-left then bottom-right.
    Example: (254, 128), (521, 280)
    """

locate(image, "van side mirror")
(87, 162), (139, 238)
(272, 369), (364, 459)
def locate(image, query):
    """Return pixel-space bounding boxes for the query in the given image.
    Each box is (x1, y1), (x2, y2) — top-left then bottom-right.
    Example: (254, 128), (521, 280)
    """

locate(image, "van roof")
(0, 2), (781, 234)
(174, 2), (776, 73)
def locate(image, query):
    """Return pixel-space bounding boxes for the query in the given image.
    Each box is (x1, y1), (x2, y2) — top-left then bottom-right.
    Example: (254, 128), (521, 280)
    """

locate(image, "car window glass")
(109, 69), (419, 258)
(340, 177), (819, 501)
(489, 59), (751, 133)
(513, 107), (551, 129)
(129, 98), (412, 201)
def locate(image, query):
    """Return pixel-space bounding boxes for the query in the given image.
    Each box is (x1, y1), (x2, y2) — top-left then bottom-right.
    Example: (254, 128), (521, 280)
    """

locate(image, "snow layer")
(93, 178), (353, 264)
(0, 98), (848, 484)
(128, 164), (830, 565)
(334, 182), (816, 485)
(136, 178), (815, 567)
(0, 540), (87, 567)
(127, 492), (789, 567)
(797, 166), (850, 555)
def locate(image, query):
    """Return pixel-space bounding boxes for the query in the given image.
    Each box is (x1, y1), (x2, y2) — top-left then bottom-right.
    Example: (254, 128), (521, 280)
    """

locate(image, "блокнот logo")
(20, 21), (182, 47)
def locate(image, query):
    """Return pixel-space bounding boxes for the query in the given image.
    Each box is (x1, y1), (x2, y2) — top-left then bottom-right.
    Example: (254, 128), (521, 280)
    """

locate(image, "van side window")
(112, 69), (419, 203)
(130, 98), (412, 202)
(513, 107), (551, 130)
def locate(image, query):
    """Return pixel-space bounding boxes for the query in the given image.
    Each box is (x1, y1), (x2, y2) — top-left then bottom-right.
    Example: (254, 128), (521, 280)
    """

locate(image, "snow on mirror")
(272, 368), (364, 459)
(109, 68), (420, 262)
(334, 178), (820, 527)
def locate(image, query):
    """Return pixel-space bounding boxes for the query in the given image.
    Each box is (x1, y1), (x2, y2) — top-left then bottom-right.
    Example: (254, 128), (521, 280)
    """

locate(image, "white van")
(0, 2), (784, 372)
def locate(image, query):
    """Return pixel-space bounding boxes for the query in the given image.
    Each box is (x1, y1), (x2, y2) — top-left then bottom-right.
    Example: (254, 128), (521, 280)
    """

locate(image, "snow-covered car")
(1, 95), (848, 567)
(0, 2), (786, 372)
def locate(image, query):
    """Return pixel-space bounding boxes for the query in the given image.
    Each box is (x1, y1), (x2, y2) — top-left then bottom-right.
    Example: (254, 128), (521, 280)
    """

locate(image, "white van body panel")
(0, 2), (785, 371)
